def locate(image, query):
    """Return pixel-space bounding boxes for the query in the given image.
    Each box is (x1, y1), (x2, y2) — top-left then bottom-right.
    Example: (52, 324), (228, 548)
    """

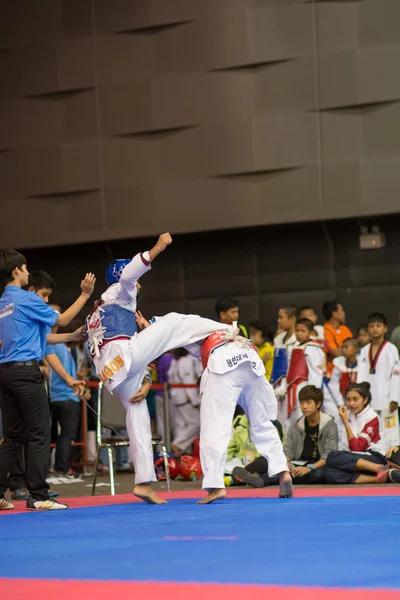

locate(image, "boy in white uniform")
(275, 318), (325, 430)
(357, 312), (400, 446)
(86, 233), (232, 504)
(185, 329), (292, 504)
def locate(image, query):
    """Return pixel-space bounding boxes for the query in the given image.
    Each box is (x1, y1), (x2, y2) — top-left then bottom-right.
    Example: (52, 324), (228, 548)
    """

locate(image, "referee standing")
(0, 249), (94, 510)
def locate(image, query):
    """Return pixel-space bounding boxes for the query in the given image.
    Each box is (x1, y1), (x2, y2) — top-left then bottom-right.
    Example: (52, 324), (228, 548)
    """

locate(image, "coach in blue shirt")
(0, 249), (95, 511)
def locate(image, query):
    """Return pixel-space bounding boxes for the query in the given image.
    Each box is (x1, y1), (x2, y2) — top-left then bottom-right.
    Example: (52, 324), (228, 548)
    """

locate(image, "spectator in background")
(275, 305), (299, 352)
(275, 318), (324, 429)
(390, 312), (400, 358)
(324, 382), (400, 484)
(248, 320), (274, 381)
(300, 306), (324, 340)
(49, 321), (84, 480)
(168, 348), (202, 457)
(233, 386), (337, 487)
(322, 300), (353, 378)
(357, 323), (370, 349)
(215, 297), (248, 337)
(155, 352), (175, 441)
(357, 313), (400, 445)
(325, 337), (359, 419)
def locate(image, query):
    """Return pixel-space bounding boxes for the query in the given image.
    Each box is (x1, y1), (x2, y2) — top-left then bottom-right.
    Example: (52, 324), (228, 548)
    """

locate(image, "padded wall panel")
(1, 0), (400, 249)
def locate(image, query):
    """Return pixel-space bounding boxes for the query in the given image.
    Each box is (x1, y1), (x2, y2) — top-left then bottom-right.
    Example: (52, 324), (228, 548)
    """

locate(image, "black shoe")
(26, 497), (69, 511)
(389, 469), (400, 483)
(232, 466), (264, 488)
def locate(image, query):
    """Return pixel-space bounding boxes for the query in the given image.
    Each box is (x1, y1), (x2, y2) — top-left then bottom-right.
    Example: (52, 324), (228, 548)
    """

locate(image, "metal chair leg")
(107, 446), (115, 496)
(161, 443), (171, 492)
(91, 447), (101, 496)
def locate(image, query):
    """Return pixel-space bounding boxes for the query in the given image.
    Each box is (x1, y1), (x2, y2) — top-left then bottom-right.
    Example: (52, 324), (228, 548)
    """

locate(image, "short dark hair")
(342, 337), (359, 348)
(296, 317), (314, 331)
(280, 304), (300, 320)
(0, 249), (27, 285)
(322, 301), (339, 321)
(28, 270), (54, 292)
(215, 297), (239, 317)
(248, 320), (267, 337)
(345, 382), (372, 405)
(248, 320), (275, 344)
(367, 312), (387, 326)
(357, 323), (368, 334)
(300, 306), (316, 315)
(298, 385), (323, 408)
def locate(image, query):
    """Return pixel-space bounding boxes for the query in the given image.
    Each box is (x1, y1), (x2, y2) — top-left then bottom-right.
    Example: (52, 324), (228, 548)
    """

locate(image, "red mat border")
(1, 579), (399, 600)
(1, 486), (400, 514)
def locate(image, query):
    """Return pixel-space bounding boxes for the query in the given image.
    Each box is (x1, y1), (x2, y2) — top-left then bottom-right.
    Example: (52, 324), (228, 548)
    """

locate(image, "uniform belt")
(0, 360), (40, 368)
(99, 336), (130, 349)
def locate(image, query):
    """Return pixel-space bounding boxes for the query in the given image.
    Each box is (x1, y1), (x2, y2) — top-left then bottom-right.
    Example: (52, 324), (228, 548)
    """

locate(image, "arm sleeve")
(324, 329), (338, 350)
(389, 346), (400, 405)
(329, 366), (344, 408)
(45, 344), (56, 356)
(283, 425), (295, 460)
(305, 346), (324, 387)
(356, 347), (369, 383)
(348, 416), (380, 452)
(320, 421), (339, 459)
(19, 294), (59, 327)
(119, 253), (151, 297)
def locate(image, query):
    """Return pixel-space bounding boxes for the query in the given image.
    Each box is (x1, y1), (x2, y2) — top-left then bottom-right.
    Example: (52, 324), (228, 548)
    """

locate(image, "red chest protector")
(200, 331), (256, 369)
(201, 332), (231, 369)
(287, 348), (309, 386)
(286, 347), (308, 417)
(339, 371), (357, 396)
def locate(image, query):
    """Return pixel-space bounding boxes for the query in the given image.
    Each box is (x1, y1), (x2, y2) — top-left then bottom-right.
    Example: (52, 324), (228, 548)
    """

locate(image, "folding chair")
(91, 382), (171, 495)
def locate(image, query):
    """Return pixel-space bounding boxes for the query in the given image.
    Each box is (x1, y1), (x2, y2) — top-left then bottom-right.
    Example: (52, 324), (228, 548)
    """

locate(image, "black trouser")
(0, 365), (50, 500)
(245, 455), (325, 485)
(51, 400), (81, 473)
(8, 443), (28, 491)
(325, 450), (386, 484)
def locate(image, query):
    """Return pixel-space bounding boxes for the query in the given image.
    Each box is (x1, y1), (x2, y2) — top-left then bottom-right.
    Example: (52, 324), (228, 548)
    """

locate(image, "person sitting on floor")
(232, 385), (338, 487)
(225, 407), (285, 483)
(324, 382), (400, 485)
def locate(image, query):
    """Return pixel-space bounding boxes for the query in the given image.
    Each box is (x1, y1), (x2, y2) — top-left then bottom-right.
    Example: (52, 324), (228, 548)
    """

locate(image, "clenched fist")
(157, 233), (172, 251)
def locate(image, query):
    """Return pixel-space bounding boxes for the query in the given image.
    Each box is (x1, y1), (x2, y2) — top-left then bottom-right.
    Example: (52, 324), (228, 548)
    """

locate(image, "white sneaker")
(26, 498), (69, 510)
(0, 498), (14, 510)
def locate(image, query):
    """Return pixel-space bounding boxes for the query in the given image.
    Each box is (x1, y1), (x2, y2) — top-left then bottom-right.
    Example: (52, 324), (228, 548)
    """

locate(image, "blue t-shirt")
(49, 344), (79, 403)
(0, 286), (59, 363)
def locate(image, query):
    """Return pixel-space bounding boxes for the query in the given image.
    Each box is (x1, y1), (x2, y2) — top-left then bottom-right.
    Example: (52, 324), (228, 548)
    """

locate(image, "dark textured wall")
(22, 214), (400, 333)
(1, 0), (400, 249)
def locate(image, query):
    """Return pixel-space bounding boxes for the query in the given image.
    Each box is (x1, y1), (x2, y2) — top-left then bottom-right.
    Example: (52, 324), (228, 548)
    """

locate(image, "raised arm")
(117, 233), (173, 298)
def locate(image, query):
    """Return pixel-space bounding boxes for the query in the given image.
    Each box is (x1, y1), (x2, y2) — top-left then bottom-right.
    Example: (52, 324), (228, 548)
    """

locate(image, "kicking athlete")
(86, 233), (233, 504)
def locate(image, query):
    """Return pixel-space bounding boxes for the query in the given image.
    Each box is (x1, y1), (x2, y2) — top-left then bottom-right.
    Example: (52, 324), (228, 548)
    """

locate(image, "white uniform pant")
(200, 362), (287, 491)
(172, 402), (200, 453)
(113, 312), (229, 485)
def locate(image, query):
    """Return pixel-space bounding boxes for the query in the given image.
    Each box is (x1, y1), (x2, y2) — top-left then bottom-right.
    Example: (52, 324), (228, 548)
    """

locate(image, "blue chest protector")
(270, 347), (288, 384)
(100, 304), (137, 339)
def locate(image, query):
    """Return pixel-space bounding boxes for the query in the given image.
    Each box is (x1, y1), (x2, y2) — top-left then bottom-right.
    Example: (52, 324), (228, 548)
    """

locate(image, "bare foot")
(133, 484), (167, 504)
(278, 471), (293, 498)
(197, 488), (226, 504)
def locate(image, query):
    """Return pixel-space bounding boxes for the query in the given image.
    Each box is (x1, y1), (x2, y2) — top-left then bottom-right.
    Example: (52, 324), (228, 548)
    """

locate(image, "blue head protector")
(105, 259), (130, 286)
